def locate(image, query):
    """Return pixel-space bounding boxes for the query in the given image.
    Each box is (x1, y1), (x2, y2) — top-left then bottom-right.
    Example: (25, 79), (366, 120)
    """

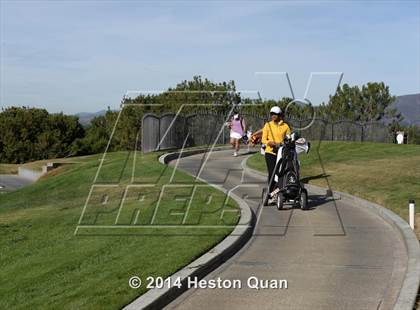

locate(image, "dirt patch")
(41, 165), (73, 178)
(0, 164), (19, 174)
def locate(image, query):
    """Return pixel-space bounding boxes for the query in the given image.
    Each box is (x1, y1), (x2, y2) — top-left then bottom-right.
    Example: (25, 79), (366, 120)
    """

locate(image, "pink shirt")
(231, 118), (244, 136)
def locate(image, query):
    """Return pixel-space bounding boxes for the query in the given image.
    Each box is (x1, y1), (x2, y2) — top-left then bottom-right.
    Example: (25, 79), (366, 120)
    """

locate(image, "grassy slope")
(0, 156), (96, 174)
(247, 141), (420, 225)
(0, 164), (19, 174)
(0, 151), (239, 310)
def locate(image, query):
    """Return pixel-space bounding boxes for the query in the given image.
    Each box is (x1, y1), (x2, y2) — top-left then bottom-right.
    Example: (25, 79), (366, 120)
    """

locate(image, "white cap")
(270, 106), (282, 114)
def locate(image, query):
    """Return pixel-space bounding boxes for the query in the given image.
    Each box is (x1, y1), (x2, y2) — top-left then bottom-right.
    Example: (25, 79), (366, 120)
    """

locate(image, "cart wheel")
(300, 189), (308, 210)
(276, 193), (284, 210)
(262, 187), (269, 206)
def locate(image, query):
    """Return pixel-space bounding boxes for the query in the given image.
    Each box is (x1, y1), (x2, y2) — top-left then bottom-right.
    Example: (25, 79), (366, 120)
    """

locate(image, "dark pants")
(265, 153), (277, 193)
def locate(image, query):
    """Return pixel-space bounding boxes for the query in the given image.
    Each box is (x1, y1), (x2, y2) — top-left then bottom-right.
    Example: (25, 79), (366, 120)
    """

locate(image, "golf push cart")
(262, 132), (311, 210)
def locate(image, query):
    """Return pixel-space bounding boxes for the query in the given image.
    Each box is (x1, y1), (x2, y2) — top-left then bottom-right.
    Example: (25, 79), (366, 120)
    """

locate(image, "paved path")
(0, 175), (33, 192)
(165, 149), (407, 310)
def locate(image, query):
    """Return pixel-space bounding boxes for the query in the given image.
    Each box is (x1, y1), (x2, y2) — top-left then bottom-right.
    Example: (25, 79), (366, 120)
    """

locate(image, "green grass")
(248, 141), (420, 225)
(0, 151), (239, 310)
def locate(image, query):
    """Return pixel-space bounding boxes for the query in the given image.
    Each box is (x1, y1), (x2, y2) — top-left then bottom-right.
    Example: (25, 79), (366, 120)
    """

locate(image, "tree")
(0, 107), (84, 163)
(326, 82), (401, 124)
(72, 108), (118, 155)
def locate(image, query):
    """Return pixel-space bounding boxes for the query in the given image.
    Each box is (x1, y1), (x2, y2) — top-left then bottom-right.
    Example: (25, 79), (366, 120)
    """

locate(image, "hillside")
(75, 110), (107, 125)
(0, 152), (238, 309)
(394, 93), (420, 125)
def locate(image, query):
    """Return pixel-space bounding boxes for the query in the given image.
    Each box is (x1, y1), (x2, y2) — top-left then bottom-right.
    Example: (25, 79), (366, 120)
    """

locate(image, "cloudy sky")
(1, 1), (419, 114)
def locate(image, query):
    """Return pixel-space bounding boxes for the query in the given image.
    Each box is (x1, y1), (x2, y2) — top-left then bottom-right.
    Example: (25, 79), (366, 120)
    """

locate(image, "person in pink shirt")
(227, 112), (246, 157)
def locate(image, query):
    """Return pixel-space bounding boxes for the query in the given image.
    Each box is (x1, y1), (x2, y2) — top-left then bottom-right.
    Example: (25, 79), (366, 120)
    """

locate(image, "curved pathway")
(165, 149), (408, 310)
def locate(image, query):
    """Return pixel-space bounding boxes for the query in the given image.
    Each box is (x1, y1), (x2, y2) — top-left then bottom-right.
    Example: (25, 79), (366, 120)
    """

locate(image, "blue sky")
(1, 1), (419, 114)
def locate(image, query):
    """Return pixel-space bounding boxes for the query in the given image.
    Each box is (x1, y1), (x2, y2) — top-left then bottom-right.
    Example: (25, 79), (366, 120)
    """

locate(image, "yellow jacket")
(262, 120), (291, 155)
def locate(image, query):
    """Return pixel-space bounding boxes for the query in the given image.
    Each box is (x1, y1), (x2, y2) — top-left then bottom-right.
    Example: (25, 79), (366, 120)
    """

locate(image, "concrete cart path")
(0, 175), (34, 191)
(165, 150), (408, 310)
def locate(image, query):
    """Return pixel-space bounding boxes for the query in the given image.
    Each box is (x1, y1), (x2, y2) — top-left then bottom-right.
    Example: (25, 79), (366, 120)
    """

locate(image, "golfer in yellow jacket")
(262, 106), (291, 195)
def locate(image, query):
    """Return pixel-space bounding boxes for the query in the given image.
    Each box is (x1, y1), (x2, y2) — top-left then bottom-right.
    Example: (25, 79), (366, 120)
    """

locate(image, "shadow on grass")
(300, 173), (330, 184)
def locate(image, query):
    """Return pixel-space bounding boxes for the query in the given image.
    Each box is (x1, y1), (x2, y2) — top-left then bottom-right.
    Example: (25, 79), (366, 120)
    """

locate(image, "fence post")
(158, 116), (161, 150)
(361, 124), (364, 142)
(223, 125), (225, 145)
(409, 200), (415, 230)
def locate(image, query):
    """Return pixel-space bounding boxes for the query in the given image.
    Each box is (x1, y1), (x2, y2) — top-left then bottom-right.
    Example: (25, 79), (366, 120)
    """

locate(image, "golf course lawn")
(247, 141), (420, 235)
(0, 151), (239, 309)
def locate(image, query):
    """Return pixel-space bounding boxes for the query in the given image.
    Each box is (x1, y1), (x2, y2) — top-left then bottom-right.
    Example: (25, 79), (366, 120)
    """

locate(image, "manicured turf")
(247, 141), (420, 225)
(0, 151), (239, 309)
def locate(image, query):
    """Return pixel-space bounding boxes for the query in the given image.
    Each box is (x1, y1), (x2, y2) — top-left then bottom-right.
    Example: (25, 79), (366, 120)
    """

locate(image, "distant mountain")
(393, 93), (420, 126)
(75, 110), (107, 126)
